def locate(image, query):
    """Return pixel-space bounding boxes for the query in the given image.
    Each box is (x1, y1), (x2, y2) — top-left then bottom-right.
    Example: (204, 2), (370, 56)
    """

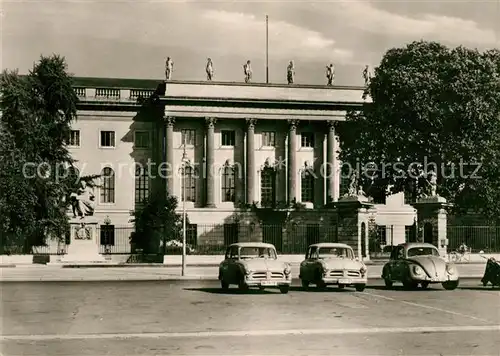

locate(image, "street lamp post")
(181, 149), (188, 276)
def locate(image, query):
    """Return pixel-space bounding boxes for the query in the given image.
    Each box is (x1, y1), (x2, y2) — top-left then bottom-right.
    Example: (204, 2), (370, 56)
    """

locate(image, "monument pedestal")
(335, 195), (374, 261)
(412, 195), (451, 257)
(60, 218), (108, 264)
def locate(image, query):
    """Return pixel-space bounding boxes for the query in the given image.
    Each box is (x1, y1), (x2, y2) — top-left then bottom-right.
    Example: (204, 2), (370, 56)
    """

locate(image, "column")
(326, 121), (336, 203)
(205, 117), (216, 208)
(165, 116), (175, 197)
(287, 120), (299, 204)
(246, 119), (256, 204)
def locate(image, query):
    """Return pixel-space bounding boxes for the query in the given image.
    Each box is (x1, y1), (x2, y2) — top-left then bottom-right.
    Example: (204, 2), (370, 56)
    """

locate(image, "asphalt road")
(1, 279), (499, 356)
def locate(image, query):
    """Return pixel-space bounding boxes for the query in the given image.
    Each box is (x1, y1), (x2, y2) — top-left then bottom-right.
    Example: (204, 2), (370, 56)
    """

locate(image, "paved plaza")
(1, 277), (499, 355)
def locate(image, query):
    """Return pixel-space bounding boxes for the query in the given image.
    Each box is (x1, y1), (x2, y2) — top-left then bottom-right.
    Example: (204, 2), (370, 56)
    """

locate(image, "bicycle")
(449, 248), (471, 263)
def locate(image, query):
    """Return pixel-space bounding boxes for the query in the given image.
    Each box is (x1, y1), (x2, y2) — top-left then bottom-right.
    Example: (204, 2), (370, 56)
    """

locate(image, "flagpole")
(266, 15), (269, 84)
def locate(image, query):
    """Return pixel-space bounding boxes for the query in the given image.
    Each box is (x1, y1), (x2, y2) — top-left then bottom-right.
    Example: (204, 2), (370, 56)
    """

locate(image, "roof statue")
(362, 65), (372, 86)
(287, 60), (295, 84)
(165, 57), (174, 81)
(326, 63), (335, 86)
(243, 60), (252, 83)
(206, 58), (214, 81)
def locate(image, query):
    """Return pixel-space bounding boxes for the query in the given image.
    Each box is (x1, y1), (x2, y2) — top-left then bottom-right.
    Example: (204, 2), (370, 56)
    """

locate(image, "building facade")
(69, 77), (417, 254)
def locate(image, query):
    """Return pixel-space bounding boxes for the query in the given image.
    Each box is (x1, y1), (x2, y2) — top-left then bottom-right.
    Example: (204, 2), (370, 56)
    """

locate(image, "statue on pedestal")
(425, 169), (438, 197)
(70, 180), (95, 219)
(362, 65), (372, 86)
(326, 63), (335, 86)
(287, 60), (295, 84)
(206, 58), (214, 81)
(347, 170), (359, 196)
(165, 57), (174, 80)
(243, 60), (252, 83)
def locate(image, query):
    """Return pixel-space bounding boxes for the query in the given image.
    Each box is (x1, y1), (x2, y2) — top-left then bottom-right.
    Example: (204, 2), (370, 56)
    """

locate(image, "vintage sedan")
(381, 242), (459, 290)
(218, 242), (292, 293)
(299, 243), (368, 291)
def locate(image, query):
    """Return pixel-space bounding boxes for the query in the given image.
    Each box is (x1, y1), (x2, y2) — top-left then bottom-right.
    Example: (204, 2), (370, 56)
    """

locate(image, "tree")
(129, 194), (188, 254)
(336, 41), (500, 220)
(0, 55), (98, 252)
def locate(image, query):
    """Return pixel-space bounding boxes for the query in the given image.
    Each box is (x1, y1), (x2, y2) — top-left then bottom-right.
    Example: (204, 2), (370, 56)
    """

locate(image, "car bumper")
(244, 277), (292, 287)
(410, 274), (459, 283)
(321, 277), (367, 285)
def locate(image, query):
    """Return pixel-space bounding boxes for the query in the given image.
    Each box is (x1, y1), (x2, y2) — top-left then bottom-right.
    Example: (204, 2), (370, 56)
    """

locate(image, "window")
(134, 131), (149, 148)
(301, 170), (314, 202)
(221, 130), (235, 146)
(221, 166), (235, 202)
(260, 167), (276, 207)
(100, 167), (115, 203)
(300, 132), (314, 148)
(68, 130), (80, 147)
(135, 165), (149, 204)
(223, 223), (238, 246)
(405, 225), (416, 243)
(182, 165), (196, 202)
(100, 225), (115, 245)
(262, 131), (276, 147)
(181, 129), (196, 146)
(186, 224), (198, 247)
(100, 131), (115, 148)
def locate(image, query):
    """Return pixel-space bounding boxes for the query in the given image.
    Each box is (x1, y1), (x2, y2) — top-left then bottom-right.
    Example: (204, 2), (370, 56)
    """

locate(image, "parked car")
(218, 242), (292, 294)
(381, 242), (459, 290)
(299, 243), (367, 291)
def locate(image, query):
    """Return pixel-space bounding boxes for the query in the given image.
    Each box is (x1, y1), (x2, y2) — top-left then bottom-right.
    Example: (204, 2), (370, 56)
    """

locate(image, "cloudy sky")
(2, 0), (499, 86)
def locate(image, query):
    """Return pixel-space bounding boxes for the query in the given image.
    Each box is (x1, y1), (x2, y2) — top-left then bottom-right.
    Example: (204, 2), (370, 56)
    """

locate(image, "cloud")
(201, 10), (353, 63)
(336, 2), (496, 45)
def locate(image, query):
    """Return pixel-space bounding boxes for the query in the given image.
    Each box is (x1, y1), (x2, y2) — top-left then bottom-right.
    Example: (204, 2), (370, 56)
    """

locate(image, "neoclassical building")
(69, 76), (416, 253)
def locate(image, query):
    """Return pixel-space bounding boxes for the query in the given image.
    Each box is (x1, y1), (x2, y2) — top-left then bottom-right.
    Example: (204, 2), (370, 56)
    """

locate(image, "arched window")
(135, 165), (149, 204)
(260, 167), (276, 208)
(101, 167), (115, 203)
(301, 169), (314, 203)
(221, 165), (235, 202)
(182, 165), (196, 202)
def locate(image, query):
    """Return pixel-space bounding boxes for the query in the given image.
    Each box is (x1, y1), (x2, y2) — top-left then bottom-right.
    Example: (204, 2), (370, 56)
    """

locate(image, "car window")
(239, 247), (277, 260)
(229, 246), (239, 259)
(407, 247), (439, 257)
(318, 247), (354, 259)
(308, 247), (318, 259)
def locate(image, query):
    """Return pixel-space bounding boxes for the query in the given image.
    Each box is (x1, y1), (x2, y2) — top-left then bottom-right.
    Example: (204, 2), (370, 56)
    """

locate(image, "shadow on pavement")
(289, 286), (351, 293)
(460, 286), (500, 291)
(183, 287), (278, 295)
(366, 285), (444, 292)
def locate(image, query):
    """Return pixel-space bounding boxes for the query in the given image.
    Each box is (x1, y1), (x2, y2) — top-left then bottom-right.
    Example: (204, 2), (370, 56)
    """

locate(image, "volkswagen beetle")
(218, 242), (292, 293)
(299, 243), (368, 291)
(381, 242), (459, 290)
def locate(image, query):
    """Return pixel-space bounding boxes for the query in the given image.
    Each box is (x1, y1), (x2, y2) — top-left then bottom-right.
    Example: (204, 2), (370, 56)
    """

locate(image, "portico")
(154, 80), (367, 213)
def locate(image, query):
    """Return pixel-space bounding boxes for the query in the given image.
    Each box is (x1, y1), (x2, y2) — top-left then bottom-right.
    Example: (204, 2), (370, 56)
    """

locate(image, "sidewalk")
(0, 263), (486, 282)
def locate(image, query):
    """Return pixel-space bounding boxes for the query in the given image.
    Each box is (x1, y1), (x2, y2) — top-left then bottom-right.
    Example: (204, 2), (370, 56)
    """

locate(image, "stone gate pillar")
(412, 196), (451, 257)
(334, 195), (374, 260)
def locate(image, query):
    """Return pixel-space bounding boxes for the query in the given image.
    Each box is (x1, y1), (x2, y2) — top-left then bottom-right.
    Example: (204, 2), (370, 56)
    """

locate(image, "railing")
(3, 224), (500, 255)
(447, 226), (500, 253)
(73, 87), (155, 103)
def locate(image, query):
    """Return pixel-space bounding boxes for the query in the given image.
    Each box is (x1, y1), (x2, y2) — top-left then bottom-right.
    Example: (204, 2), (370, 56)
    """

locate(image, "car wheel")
(384, 278), (393, 289)
(279, 285), (290, 294)
(442, 280), (459, 290)
(481, 279), (488, 287)
(338, 284), (345, 289)
(421, 282), (430, 289)
(355, 284), (366, 292)
(220, 280), (229, 290)
(301, 279), (310, 289)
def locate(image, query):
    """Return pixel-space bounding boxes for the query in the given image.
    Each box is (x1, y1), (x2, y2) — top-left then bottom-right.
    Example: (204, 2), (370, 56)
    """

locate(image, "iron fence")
(3, 224), (500, 255)
(447, 226), (500, 253)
